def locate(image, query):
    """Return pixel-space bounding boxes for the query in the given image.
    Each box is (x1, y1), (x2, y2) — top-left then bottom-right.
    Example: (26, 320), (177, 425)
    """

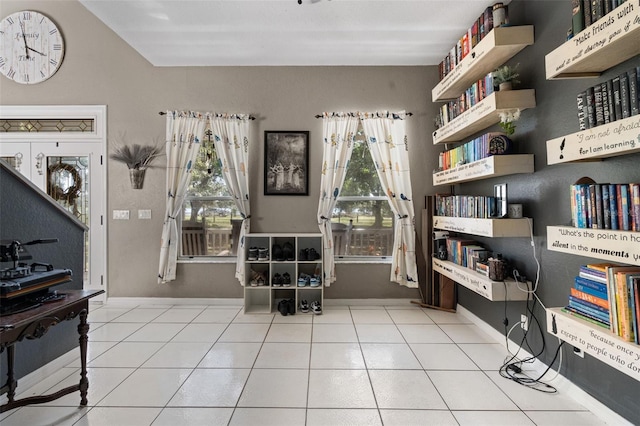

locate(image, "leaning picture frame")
(264, 131), (309, 196)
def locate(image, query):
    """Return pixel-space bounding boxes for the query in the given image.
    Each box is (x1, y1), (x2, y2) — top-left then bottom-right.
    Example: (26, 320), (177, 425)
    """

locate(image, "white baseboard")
(324, 298), (416, 306)
(456, 304), (632, 426)
(103, 297), (244, 306)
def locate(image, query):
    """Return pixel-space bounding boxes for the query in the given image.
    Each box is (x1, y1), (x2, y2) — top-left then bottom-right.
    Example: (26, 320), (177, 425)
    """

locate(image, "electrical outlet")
(520, 314), (528, 331)
(573, 347), (584, 358)
(113, 210), (130, 220)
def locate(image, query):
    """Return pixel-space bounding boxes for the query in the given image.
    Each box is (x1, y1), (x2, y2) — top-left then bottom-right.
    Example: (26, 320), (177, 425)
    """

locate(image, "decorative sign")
(433, 155), (534, 185)
(547, 226), (640, 265)
(547, 116), (640, 164)
(433, 216), (531, 238)
(433, 94), (496, 143)
(547, 308), (640, 381)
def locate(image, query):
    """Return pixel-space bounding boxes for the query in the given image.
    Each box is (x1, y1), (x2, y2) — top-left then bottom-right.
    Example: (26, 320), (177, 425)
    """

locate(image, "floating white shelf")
(546, 308), (640, 381)
(433, 216), (531, 238)
(546, 116), (640, 165)
(545, 3), (640, 79)
(433, 154), (535, 186)
(432, 90), (536, 145)
(546, 226), (640, 266)
(433, 258), (529, 301)
(432, 25), (535, 102)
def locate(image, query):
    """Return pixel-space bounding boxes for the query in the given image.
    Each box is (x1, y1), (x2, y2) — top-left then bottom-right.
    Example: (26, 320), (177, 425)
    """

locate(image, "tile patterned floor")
(0, 302), (609, 426)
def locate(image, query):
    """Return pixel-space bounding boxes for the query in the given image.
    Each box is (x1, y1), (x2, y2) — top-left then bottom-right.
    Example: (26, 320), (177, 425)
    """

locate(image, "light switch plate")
(138, 209), (152, 219)
(113, 210), (130, 220)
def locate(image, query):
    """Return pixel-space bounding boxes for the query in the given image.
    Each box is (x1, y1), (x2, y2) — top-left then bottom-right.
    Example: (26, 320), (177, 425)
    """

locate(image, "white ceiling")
(78, 0), (499, 66)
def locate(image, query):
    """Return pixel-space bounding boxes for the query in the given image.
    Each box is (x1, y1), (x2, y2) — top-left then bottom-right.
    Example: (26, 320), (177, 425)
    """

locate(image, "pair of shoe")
(248, 247), (269, 261)
(299, 248), (321, 261)
(249, 269), (268, 286)
(278, 298), (296, 316)
(272, 272), (292, 287)
(297, 273), (321, 287)
(299, 300), (322, 314)
(273, 242), (295, 261)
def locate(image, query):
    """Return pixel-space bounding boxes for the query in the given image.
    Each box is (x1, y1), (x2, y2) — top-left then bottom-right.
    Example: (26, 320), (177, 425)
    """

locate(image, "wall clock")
(0, 10), (65, 84)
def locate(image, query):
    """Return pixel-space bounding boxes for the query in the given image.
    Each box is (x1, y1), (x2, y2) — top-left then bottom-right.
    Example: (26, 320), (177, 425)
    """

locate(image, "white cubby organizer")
(545, 2), (640, 375)
(243, 233), (323, 314)
(545, 1), (640, 80)
(429, 20), (536, 303)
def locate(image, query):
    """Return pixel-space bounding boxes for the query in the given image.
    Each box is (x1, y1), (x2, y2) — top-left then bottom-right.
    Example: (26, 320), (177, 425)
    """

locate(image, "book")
(585, 86), (596, 129)
(571, 287), (608, 309)
(583, 0), (593, 26)
(569, 296), (610, 323)
(612, 76), (622, 121)
(627, 274), (640, 344)
(605, 79), (615, 122)
(577, 91), (588, 130)
(620, 184), (630, 231)
(606, 266), (640, 336)
(601, 82), (611, 124)
(572, 0), (586, 34)
(631, 183), (640, 231)
(620, 71), (631, 119)
(594, 184), (603, 228)
(586, 184), (594, 228)
(576, 273), (608, 290)
(634, 276), (640, 344)
(609, 183), (619, 230)
(604, 0), (612, 13)
(592, 0), (604, 21)
(629, 67), (638, 116)
(575, 279), (609, 299)
(562, 306), (610, 328)
(615, 269), (640, 341)
(593, 84), (605, 126)
(602, 183), (611, 229)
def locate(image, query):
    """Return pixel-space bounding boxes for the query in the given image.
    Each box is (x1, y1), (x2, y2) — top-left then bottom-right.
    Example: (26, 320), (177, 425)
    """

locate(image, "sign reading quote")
(547, 308), (640, 381)
(547, 226), (640, 266)
(546, 116), (640, 164)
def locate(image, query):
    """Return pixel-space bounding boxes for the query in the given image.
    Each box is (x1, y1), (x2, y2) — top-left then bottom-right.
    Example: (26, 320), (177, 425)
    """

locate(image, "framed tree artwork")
(264, 131), (309, 195)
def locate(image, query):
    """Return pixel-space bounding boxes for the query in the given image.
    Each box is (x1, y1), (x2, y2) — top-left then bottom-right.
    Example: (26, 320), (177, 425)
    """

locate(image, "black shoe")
(273, 244), (284, 261)
(308, 248), (321, 260)
(299, 248), (308, 261)
(287, 298), (296, 315)
(278, 300), (288, 316)
(272, 273), (282, 287)
(282, 272), (292, 286)
(283, 242), (295, 261)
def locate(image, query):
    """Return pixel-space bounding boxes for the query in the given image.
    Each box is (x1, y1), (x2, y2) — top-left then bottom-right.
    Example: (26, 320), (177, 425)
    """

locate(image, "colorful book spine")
(562, 307), (609, 328)
(568, 297), (610, 323)
(571, 287), (608, 309)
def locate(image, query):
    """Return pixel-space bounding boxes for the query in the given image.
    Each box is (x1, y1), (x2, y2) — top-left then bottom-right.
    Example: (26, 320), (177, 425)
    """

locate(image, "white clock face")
(0, 11), (65, 84)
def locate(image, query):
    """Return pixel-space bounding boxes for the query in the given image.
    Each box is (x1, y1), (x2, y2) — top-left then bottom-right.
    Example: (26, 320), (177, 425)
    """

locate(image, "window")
(331, 131), (394, 258)
(180, 129), (240, 258)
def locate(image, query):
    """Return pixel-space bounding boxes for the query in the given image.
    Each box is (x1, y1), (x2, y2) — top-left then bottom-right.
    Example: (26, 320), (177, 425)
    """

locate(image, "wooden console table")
(0, 289), (104, 413)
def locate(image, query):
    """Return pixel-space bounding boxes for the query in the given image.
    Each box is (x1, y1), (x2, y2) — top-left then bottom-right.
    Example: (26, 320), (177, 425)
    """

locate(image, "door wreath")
(47, 163), (82, 213)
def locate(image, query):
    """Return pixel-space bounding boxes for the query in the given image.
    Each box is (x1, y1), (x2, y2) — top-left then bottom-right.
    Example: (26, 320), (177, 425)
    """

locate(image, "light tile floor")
(0, 302), (609, 426)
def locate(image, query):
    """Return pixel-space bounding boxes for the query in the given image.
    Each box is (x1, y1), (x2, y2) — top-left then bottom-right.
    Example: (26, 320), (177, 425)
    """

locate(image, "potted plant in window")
(110, 142), (163, 189)
(493, 63), (520, 91)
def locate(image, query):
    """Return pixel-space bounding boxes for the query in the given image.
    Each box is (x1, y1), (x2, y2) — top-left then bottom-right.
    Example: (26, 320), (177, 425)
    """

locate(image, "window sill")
(334, 257), (392, 264)
(178, 257), (237, 264)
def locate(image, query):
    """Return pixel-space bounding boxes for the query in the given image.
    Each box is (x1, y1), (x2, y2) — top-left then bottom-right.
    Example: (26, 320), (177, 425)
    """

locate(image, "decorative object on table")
(492, 2), (509, 28)
(0, 11), (65, 84)
(497, 108), (521, 137)
(508, 203), (524, 218)
(110, 141), (163, 189)
(492, 63), (520, 91)
(488, 254), (507, 281)
(264, 131), (309, 195)
(488, 133), (513, 155)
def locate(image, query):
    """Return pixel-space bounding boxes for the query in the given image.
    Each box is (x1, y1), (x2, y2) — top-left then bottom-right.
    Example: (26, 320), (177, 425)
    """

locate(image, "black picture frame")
(264, 131), (309, 196)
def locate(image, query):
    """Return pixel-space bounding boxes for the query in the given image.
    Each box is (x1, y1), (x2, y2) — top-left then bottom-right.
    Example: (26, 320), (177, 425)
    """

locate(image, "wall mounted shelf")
(433, 216), (531, 238)
(432, 25), (535, 102)
(432, 90), (536, 145)
(433, 258), (529, 301)
(546, 226), (640, 266)
(546, 116), (640, 165)
(546, 308), (640, 381)
(545, 2), (640, 79)
(433, 154), (535, 186)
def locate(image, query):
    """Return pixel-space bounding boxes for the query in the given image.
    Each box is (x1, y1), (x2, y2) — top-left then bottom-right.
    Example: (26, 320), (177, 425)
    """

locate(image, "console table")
(0, 289), (104, 413)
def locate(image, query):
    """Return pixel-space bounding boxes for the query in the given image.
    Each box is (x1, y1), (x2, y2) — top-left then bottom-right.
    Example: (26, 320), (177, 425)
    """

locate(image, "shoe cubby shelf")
(545, 3), (640, 80)
(546, 226), (640, 266)
(546, 308), (640, 381)
(432, 26), (535, 102)
(432, 258), (529, 301)
(244, 233), (324, 315)
(432, 90), (537, 145)
(433, 154), (534, 186)
(433, 216), (532, 238)
(546, 115), (640, 165)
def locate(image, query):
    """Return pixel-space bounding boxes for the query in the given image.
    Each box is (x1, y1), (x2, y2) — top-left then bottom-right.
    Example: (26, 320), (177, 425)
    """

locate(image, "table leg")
(6, 346), (16, 403)
(77, 309), (90, 405)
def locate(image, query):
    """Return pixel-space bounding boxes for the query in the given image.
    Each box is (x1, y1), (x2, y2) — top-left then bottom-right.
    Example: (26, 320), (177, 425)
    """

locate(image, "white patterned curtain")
(158, 111), (207, 284)
(209, 114), (252, 285)
(317, 113), (360, 285)
(360, 111), (418, 288)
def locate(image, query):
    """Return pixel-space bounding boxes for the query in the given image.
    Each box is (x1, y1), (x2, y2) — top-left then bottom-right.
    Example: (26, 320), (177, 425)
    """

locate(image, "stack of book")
(439, 132), (506, 170)
(438, 6), (495, 80)
(571, 0), (629, 36)
(435, 73), (494, 129)
(435, 194), (497, 219)
(577, 65), (639, 131)
(564, 263), (640, 343)
(445, 237), (489, 272)
(570, 183), (640, 230)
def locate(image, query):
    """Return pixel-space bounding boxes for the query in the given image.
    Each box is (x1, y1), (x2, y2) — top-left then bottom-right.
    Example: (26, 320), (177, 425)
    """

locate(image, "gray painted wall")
(1, 0), (639, 421)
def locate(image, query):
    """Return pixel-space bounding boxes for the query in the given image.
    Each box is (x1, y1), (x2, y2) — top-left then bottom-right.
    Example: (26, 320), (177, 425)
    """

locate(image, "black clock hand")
(27, 46), (45, 56)
(19, 21), (30, 59)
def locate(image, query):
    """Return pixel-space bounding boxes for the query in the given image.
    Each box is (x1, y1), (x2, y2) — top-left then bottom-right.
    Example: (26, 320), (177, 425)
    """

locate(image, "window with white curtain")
(331, 131), (394, 259)
(180, 129), (240, 258)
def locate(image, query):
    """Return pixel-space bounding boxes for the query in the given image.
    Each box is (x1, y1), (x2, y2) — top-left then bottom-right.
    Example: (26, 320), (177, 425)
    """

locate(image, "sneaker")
(272, 273), (282, 287)
(272, 244), (284, 261)
(249, 269), (261, 286)
(258, 247), (269, 261)
(299, 299), (309, 313)
(309, 275), (321, 287)
(287, 298), (296, 315)
(283, 242), (295, 261)
(310, 301), (322, 315)
(248, 247), (258, 261)
(278, 300), (289, 316)
(299, 248), (308, 261)
(298, 273), (309, 287)
(282, 272), (292, 286)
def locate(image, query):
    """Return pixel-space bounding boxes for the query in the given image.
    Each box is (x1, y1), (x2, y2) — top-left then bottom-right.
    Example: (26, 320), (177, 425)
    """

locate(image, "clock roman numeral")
(6, 17), (14, 25)
(7, 68), (15, 79)
(53, 44), (62, 51)
(22, 12), (31, 20)
(0, 57), (5, 68)
(24, 74), (29, 82)
(49, 59), (58, 66)
(40, 70), (46, 78)
(40, 16), (45, 24)
(49, 28), (58, 35)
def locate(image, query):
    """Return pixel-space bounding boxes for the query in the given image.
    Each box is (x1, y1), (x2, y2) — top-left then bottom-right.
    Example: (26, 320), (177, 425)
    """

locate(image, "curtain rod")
(314, 112), (413, 118)
(158, 111), (255, 120)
